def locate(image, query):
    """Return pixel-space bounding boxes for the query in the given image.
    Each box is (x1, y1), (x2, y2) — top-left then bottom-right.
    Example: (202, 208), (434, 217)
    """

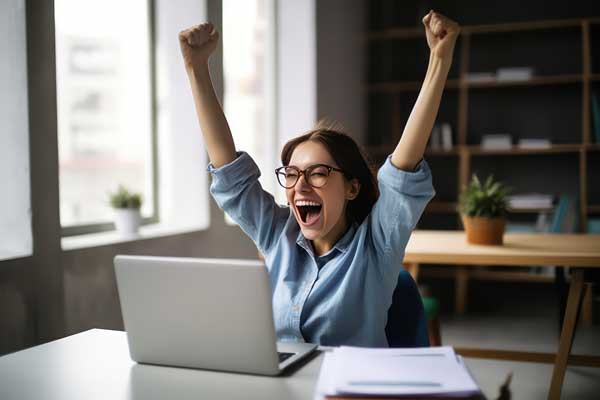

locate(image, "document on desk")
(314, 346), (480, 399)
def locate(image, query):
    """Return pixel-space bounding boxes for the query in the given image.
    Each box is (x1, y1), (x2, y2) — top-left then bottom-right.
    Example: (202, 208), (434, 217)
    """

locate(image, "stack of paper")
(314, 346), (481, 399)
(508, 193), (554, 210)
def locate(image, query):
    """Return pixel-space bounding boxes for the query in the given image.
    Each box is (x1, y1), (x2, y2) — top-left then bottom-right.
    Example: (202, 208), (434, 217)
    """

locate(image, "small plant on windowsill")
(459, 175), (510, 245)
(109, 185), (143, 236)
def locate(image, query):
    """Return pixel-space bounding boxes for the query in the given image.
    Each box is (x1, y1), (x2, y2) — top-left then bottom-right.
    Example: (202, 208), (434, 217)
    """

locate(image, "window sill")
(61, 222), (207, 251)
(0, 248), (32, 262)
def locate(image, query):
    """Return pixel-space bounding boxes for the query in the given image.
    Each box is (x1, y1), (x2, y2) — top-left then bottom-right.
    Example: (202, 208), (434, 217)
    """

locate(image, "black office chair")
(385, 268), (430, 347)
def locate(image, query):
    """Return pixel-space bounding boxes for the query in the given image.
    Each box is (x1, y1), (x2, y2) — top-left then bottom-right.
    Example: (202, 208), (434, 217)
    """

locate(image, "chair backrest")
(385, 268), (430, 348)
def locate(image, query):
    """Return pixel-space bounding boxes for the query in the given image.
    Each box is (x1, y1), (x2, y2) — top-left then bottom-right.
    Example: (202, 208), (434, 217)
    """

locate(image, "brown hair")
(280, 122), (379, 224)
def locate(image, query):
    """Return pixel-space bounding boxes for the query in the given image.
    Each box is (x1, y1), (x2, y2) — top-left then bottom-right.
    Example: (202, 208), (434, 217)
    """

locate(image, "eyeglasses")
(275, 164), (345, 189)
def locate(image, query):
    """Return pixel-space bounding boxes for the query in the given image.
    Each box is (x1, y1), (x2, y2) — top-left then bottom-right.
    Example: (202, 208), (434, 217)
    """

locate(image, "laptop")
(114, 255), (317, 375)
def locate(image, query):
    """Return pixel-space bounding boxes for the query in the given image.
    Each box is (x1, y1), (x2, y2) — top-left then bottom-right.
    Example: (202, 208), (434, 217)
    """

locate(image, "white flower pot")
(113, 208), (142, 236)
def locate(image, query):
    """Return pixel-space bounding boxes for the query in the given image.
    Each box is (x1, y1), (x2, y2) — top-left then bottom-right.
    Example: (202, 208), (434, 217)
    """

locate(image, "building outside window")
(55, 0), (157, 235)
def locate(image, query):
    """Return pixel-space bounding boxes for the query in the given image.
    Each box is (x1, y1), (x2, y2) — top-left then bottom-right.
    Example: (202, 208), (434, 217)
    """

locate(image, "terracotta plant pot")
(461, 215), (506, 245)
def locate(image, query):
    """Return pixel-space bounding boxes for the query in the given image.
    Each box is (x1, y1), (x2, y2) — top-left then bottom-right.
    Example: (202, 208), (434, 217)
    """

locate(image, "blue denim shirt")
(208, 152), (435, 347)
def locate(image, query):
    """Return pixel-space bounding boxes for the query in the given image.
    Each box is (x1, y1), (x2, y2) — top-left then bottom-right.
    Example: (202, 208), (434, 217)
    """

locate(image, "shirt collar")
(296, 221), (358, 257)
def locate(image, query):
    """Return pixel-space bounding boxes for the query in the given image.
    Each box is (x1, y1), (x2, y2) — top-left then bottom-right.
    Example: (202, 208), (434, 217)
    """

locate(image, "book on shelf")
(481, 134), (512, 150)
(441, 123), (453, 150)
(517, 138), (552, 149)
(429, 123), (454, 151)
(429, 125), (441, 150)
(496, 67), (534, 82)
(588, 218), (600, 234)
(592, 92), (600, 144)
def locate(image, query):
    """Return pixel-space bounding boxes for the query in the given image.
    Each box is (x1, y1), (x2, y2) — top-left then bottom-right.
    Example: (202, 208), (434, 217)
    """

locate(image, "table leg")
(548, 269), (585, 400)
(555, 267), (567, 333)
(455, 268), (468, 315)
(581, 284), (593, 328)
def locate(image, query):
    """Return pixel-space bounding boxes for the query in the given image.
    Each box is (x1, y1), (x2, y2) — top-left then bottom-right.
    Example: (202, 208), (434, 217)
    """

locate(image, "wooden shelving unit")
(365, 16), (600, 233)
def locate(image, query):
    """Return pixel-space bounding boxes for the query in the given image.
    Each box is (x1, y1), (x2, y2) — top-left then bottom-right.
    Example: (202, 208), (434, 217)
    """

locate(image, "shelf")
(366, 144), (593, 157)
(424, 204), (554, 215)
(467, 144), (582, 155)
(367, 14), (599, 234)
(466, 18), (585, 34)
(425, 148), (461, 156)
(368, 75), (581, 93)
(366, 146), (459, 157)
(419, 268), (555, 283)
(466, 74), (582, 89)
(367, 17), (599, 41)
(508, 207), (554, 214)
(425, 201), (458, 214)
(368, 79), (460, 93)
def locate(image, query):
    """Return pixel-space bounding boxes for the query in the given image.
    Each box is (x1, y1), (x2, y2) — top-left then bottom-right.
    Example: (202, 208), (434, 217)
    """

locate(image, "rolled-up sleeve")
(367, 155), (435, 262)
(208, 152), (289, 253)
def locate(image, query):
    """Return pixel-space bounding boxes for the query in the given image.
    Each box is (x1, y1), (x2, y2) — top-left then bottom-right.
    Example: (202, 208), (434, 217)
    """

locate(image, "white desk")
(0, 329), (324, 400)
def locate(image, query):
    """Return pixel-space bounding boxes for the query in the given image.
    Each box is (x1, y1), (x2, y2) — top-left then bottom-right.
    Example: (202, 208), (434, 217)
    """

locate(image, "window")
(0, 0), (32, 261)
(55, 0), (157, 235)
(223, 0), (280, 203)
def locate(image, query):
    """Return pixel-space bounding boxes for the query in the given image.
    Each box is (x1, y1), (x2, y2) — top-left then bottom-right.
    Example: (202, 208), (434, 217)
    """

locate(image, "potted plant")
(459, 175), (510, 245)
(109, 185), (143, 236)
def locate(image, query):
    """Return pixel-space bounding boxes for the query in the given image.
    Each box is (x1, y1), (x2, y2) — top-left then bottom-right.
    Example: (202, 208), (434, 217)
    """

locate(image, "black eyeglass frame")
(274, 164), (346, 189)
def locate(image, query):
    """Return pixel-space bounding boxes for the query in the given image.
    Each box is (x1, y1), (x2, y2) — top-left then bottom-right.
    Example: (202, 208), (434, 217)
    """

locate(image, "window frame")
(59, 0), (160, 237)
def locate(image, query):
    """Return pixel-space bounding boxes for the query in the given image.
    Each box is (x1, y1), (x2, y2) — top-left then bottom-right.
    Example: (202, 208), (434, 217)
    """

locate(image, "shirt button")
(292, 306), (299, 312)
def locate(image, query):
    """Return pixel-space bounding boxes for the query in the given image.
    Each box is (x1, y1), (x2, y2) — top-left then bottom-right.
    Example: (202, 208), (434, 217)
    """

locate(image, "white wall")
(155, 0), (209, 230)
(276, 0), (317, 152)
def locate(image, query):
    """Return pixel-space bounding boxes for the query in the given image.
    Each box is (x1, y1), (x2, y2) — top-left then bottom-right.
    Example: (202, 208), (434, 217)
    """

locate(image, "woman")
(179, 11), (460, 347)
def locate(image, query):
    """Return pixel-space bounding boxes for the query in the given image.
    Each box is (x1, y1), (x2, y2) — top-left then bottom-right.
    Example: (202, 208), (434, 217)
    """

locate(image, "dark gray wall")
(316, 0), (366, 143)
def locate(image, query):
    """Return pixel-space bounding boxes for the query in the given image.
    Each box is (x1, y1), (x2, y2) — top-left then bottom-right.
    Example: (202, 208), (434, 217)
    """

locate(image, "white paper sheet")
(314, 346), (480, 399)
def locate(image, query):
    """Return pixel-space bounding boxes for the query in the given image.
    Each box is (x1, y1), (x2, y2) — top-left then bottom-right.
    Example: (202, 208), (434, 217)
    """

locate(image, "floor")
(440, 304), (600, 399)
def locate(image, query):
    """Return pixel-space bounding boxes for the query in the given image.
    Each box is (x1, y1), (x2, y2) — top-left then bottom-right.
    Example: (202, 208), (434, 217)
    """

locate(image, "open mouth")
(295, 200), (323, 226)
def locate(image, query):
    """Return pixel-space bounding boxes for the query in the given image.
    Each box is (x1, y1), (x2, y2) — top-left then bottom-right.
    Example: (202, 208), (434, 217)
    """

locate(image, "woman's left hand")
(422, 11), (460, 62)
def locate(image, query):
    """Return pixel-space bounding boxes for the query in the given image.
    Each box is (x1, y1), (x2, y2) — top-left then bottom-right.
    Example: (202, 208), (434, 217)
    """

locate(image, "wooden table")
(404, 230), (600, 400)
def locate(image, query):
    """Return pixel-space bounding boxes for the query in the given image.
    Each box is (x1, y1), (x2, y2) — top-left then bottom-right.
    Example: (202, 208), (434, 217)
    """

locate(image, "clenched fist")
(422, 11), (460, 62)
(179, 22), (219, 70)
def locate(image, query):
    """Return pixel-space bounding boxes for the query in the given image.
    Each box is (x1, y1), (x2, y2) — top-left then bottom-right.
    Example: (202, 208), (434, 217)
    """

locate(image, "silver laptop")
(114, 255), (317, 375)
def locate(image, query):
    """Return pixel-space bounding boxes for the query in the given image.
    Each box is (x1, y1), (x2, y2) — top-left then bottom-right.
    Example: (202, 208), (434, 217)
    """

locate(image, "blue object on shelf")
(588, 218), (600, 234)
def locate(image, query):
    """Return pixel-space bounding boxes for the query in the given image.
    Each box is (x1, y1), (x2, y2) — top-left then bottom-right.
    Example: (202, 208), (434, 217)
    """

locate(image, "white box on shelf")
(481, 134), (513, 150)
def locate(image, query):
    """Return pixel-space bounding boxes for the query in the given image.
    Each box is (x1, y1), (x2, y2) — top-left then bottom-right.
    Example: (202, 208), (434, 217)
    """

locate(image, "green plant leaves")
(459, 174), (510, 218)
(109, 185), (143, 209)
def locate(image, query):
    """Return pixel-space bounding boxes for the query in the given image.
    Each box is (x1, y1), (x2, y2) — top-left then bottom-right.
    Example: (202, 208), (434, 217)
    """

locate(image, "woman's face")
(285, 141), (359, 250)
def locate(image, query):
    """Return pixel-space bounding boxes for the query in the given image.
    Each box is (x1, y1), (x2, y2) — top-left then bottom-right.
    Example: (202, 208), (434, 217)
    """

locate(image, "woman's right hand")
(178, 22), (220, 71)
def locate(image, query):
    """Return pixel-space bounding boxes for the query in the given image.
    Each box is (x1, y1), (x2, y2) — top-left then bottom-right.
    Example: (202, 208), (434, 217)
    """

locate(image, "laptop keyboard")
(278, 352), (295, 363)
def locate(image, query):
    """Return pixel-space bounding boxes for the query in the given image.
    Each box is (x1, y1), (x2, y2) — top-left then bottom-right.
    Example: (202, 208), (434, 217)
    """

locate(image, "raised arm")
(179, 23), (236, 168)
(391, 11), (460, 171)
